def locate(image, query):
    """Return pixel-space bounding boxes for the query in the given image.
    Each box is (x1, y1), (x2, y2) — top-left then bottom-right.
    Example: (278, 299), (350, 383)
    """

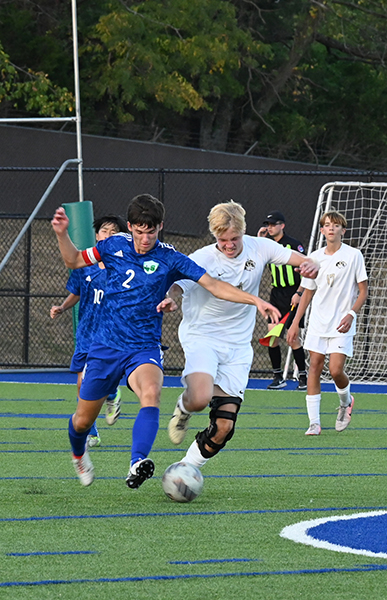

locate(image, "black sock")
(268, 346), (281, 372)
(292, 347), (306, 372)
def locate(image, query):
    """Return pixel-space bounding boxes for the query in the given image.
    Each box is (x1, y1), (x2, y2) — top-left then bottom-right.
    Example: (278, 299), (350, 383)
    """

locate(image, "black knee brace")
(195, 395), (242, 459)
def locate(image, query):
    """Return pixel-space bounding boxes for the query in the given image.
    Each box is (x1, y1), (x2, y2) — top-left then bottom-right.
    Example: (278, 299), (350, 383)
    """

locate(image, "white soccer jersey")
(302, 243), (367, 338)
(177, 235), (292, 347)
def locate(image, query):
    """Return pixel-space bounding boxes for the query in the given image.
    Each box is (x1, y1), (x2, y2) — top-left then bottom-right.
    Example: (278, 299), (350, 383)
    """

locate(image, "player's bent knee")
(215, 418), (234, 438)
(184, 389), (211, 412)
(330, 367), (347, 382)
(73, 416), (95, 432)
(195, 395), (242, 459)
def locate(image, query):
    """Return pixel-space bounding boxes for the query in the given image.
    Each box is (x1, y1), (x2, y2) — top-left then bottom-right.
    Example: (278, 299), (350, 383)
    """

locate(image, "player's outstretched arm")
(255, 298), (282, 323)
(50, 293), (80, 319)
(197, 273), (281, 322)
(156, 284), (183, 313)
(51, 207), (88, 270)
(287, 251), (319, 279)
(50, 306), (64, 319)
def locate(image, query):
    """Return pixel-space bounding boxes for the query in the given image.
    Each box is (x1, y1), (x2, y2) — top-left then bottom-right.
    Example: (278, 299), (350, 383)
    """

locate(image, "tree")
(0, 42), (74, 117)
(225, 0), (387, 167)
(80, 0), (265, 149)
(2, 0), (387, 168)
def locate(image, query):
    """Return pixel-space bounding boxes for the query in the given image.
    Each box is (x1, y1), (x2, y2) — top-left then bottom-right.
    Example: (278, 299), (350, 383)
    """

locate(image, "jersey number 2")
(122, 269), (135, 289)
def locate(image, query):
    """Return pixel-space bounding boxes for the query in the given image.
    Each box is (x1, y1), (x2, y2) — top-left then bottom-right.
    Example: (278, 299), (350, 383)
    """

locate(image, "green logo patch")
(143, 260), (159, 274)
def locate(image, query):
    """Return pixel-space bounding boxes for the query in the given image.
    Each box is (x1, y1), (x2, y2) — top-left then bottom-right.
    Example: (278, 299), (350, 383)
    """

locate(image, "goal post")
(303, 180), (387, 383)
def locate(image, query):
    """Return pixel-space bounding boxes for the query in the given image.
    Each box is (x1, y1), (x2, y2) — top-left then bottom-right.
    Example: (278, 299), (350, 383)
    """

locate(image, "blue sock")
(131, 406), (159, 466)
(107, 388), (118, 401)
(89, 421), (99, 437)
(68, 416), (91, 457)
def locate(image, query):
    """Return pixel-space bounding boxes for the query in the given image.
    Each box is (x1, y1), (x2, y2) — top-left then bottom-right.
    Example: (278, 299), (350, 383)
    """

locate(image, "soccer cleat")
(105, 388), (121, 425)
(87, 434), (101, 449)
(267, 375), (286, 390)
(296, 373), (307, 391)
(335, 396), (354, 432)
(168, 396), (191, 445)
(126, 458), (155, 490)
(305, 423), (321, 436)
(72, 450), (94, 486)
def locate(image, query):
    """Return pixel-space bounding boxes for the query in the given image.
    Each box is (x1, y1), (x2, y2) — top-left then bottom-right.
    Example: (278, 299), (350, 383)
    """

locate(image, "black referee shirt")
(269, 232), (306, 305)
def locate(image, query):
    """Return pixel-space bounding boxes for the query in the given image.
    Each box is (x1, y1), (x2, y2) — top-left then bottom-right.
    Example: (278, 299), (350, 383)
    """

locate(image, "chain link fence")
(1, 167), (381, 374)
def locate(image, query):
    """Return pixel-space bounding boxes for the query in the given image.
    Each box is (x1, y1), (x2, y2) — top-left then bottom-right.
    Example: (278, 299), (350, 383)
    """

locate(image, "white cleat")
(87, 434), (101, 449)
(335, 396), (354, 432)
(168, 395), (191, 445)
(305, 423), (321, 436)
(72, 450), (94, 486)
(105, 388), (121, 425)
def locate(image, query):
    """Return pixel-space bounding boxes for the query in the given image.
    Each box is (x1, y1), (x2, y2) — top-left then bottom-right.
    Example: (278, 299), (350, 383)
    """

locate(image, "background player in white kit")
(287, 210), (368, 435)
(161, 200), (319, 469)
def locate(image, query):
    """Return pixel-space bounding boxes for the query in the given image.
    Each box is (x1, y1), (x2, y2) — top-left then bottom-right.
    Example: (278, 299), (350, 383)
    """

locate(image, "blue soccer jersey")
(66, 263), (107, 353)
(82, 234), (206, 351)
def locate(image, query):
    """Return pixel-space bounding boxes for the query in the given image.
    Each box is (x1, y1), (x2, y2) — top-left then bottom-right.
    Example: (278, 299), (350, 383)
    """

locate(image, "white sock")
(182, 441), (209, 469)
(335, 383), (351, 407)
(177, 393), (191, 415)
(306, 394), (321, 425)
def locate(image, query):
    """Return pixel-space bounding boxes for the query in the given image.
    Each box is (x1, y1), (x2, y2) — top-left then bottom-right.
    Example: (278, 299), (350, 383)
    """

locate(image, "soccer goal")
(304, 180), (387, 383)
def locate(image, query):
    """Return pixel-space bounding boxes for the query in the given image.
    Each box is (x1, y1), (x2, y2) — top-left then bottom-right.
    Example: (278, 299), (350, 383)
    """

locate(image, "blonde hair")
(208, 200), (246, 238)
(320, 210), (347, 228)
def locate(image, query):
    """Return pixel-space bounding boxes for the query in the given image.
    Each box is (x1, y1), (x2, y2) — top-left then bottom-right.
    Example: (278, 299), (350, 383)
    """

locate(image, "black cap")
(263, 210), (285, 225)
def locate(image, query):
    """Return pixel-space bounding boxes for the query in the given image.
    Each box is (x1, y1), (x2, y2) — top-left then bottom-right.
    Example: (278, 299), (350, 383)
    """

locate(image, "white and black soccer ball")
(162, 461), (204, 503)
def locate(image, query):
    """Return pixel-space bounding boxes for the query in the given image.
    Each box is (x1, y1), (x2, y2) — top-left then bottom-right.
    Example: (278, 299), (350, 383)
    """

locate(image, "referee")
(258, 210), (307, 390)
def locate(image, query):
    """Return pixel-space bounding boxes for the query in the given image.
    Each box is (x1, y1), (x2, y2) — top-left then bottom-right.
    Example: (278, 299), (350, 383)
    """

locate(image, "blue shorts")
(79, 341), (164, 401)
(70, 350), (87, 373)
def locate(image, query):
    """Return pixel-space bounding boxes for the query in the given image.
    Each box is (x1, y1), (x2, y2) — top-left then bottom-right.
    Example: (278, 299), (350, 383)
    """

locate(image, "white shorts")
(304, 333), (353, 357)
(181, 341), (254, 399)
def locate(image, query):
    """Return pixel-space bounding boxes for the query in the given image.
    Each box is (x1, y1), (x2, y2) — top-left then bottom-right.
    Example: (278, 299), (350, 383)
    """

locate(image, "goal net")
(305, 180), (387, 383)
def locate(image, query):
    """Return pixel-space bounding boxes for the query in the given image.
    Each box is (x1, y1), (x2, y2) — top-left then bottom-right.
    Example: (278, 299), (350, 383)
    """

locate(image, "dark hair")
(93, 214), (128, 234)
(127, 194), (165, 227)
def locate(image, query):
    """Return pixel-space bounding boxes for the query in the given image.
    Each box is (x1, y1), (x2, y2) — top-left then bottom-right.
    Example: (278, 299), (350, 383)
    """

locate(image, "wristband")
(348, 310), (356, 318)
(295, 291), (302, 297)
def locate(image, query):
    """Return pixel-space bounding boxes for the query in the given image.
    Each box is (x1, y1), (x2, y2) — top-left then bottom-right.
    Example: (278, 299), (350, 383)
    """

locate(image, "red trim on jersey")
(81, 247), (101, 266)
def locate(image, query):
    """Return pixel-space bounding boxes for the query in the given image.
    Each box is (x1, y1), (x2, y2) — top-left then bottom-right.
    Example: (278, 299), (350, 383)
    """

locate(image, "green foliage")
(81, 0), (263, 119)
(1, 0), (387, 166)
(0, 42), (74, 117)
(256, 40), (387, 166)
(0, 3), (73, 87)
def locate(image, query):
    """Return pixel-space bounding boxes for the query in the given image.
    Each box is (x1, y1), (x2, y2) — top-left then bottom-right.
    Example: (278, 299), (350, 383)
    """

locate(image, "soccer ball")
(162, 461), (204, 503)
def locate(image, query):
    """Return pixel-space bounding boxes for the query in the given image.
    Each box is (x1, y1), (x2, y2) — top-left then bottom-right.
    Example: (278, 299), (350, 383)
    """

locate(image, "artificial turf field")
(1, 382), (387, 599)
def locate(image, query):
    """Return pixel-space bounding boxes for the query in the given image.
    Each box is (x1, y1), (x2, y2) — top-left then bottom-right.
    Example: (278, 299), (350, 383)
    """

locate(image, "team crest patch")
(336, 260), (347, 268)
(298, 244), (304, 252)
(244, 259), (256, 271)
(143, 260), (159, 274)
